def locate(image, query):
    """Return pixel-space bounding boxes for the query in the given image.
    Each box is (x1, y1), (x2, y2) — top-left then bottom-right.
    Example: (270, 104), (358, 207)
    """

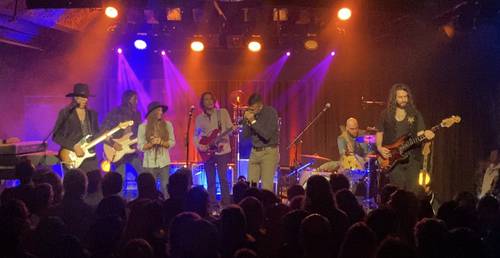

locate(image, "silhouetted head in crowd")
(232, 181), (250, 204)
(32, 183), (53, 215)
(243, 187), (263, 202)
(375, 237), (416, 258)
(454, 191), (477, 210)
(366, 207), (400, 243)
(330, 173), (350, 193)
(88, 215), (125, 258)
(303, 175), (336, 215)
(0, 199), (31, 257)
(185, 185), (210, 218)
(233, 248), (258, 258)
(282, 209), (309, 246)
(168, 171), (190, 199)
(418, 198), (435, 220)
(63, 169), (88, 199)
(56, 234), (89, 258)
(335, 189), (366, 224)
(448, 227), (486, 258)
(15, 158), (35, 185)
(287, 184), (305, 201)
(169, 212), (218, 258)
(289, 195), (305, 210)
(261, 189), (280, 209)
(219, 205), (247, 242)
(380, 184), (398, 205)
(436, 200), (458, 225)
(136, 172), (159, 199)
(239, 196), (265, 236)
(477, 195), (499, 226)
(86, 169), (102, 194)
(31, 216), (66, 258)
(96, 195), (127, 220)
(338, 222), (377, 258)
(125, 199), (163, 241)
(101, 171), (123, 197)
(121, 239), (154, 258)
(414, 218), (448, 258)
(300, 213), (333, 258)
(33, 170), (63, 203)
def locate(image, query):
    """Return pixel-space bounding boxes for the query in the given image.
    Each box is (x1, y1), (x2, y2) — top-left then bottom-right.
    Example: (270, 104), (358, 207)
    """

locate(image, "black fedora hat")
(145, 101), (168, 118)
(66, 83), (95, 98)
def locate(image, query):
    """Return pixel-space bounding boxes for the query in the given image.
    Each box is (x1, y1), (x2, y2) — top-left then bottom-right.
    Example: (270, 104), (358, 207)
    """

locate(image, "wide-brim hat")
(65, 83), (95, 98)
(145, 101), (168, 118)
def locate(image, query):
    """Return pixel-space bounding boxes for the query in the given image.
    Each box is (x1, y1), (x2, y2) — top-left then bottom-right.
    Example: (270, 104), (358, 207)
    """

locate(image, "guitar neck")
(401, 124), (441, 152)
(86, 126), (122, 149)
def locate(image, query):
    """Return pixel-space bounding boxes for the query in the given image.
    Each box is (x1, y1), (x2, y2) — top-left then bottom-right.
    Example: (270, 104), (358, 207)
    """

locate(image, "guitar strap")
(217, 109), (222, 131)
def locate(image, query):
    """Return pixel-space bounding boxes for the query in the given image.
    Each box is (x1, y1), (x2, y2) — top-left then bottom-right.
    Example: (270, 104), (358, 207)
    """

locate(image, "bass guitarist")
(376, 83), (434, 195)
(194, 92), (236, 209)
(53, 83), (99, 172)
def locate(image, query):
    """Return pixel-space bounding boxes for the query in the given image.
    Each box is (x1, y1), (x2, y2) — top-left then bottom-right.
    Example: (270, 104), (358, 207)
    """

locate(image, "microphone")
(361, 96), (384, 105)
(322, 102), (332, 112)
(188, 105), (195, 116)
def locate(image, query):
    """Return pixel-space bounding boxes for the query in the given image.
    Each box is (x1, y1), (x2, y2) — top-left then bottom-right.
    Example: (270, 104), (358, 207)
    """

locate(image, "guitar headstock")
(119, 120), (134, 129)
(440, 115), (461, 128)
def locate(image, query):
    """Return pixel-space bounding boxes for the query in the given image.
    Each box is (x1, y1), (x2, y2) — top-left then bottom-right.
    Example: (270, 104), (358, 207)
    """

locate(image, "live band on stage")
(2, 82), (474, 209)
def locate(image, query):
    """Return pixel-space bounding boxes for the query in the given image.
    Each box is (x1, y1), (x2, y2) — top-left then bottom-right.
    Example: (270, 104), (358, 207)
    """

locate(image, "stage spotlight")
(161, 50), (166, 56)
(304, 39), (319, 50)
(337, 7), (352, 21)
(134, 39), (147, 50)
(117, 48), (122, 54)
(101, 160), (111, 172)
(248, 41), (262, 52)
(286, 51), (291, 56)
(105, 6), (119, 18)
(330, 51), (336, 56)
(190, 41), (204, 52)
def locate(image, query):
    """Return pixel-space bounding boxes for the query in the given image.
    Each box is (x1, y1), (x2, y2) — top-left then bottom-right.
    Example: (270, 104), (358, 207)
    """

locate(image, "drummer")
(337, 117), (370, 169)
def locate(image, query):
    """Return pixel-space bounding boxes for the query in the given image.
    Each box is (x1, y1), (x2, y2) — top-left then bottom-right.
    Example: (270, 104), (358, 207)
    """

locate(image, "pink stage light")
(161, 50), (166, 56)
(330, 51), (336, 56)
(117, 48), (123, 54)
(286, 51), (291, 56)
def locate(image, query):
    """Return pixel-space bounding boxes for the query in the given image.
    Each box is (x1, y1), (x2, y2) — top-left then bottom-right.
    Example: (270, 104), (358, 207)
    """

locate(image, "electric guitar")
(198, 126), (236, 161)
(59, 121), (134, 169)
(378, 115), (461, 173)
(103, 132), (138, 163)
(418, 142), (432, 193)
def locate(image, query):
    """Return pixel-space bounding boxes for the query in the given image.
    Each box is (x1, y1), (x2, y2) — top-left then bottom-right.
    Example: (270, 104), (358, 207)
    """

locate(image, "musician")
(102, 90), (143, 180)
(52, 83), (99, 172)
(479, 149), (500, 198)
(194, 92), (234, 208)
(242, 93), (280, 191)
(337, 117), (369, 158)
(137, 101), (175, 194)
(376, 83), (434, 194)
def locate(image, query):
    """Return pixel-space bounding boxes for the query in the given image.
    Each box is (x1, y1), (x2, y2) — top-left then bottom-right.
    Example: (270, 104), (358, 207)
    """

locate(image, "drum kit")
(296, 129), (381, 209)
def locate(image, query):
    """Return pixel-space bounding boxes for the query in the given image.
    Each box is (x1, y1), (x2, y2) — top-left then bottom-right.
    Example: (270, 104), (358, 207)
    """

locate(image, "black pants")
(388, 154), (423, 195)
(204, 153), (231, 206)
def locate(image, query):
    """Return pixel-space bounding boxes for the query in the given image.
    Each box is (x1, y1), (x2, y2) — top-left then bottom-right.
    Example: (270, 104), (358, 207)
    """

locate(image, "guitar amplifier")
(0, 141), (47, 155)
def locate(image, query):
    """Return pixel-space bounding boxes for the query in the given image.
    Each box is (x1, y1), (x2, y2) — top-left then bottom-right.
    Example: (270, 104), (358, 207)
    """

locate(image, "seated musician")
(337, 117), (369, 170)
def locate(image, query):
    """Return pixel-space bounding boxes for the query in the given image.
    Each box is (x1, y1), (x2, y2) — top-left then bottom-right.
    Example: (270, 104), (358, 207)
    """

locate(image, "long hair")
(386, 83), (417, 118)
(145, 112), (169, 143)
(199, 92), (216, 111)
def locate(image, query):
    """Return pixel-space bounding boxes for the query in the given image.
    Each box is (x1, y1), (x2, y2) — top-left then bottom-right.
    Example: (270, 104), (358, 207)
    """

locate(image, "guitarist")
(102, 90), (143, 180)
(52, 83), (99, 172)
(376, 83), (434, 194)
(194, 92), (235, 208)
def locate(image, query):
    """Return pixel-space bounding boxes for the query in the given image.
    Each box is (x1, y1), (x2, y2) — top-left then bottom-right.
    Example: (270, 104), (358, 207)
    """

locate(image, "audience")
(0, 163), (498, 258)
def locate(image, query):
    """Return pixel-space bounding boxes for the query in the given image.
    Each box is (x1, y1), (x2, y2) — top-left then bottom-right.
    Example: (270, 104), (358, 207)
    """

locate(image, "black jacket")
(52, 106), (99, 150)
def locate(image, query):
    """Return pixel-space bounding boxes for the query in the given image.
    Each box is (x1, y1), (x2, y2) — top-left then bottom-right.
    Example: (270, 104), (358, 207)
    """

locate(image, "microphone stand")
(185, 107), (194, 168)
(287, 105), (331, 178)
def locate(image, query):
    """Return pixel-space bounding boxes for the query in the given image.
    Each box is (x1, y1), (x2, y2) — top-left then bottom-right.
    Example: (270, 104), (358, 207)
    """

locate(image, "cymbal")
(301, 154), (332, 161)
(365, 127), (378, 133)
(229, 90), (246, 107)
